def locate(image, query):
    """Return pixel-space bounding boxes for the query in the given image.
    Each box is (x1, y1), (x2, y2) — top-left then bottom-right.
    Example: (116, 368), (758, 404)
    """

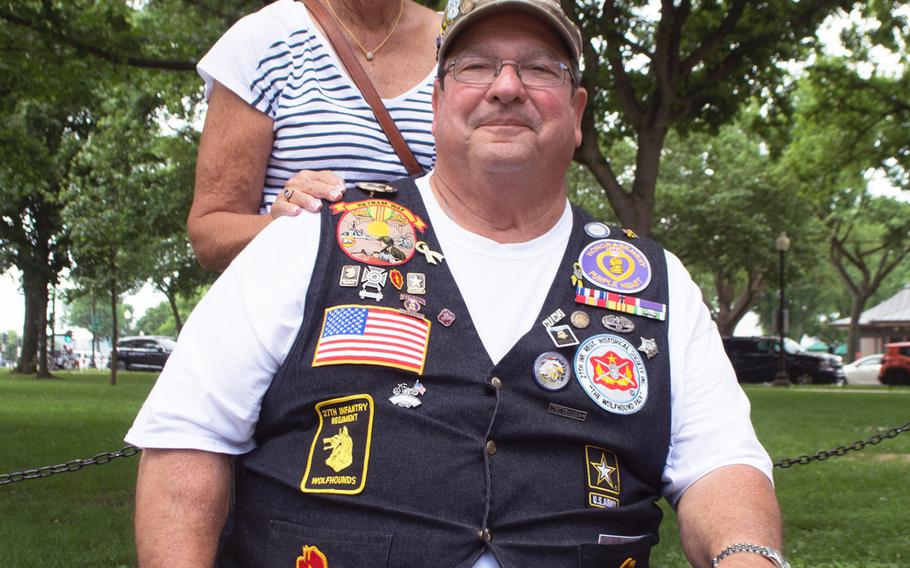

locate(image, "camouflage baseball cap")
(437, 0), (582, 69)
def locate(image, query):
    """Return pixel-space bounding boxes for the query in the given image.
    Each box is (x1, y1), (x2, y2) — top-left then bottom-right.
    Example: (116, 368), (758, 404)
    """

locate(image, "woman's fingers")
(272, 170), (347, 217)
(269, 192), (303, 218)
(285, 171), (346, 210)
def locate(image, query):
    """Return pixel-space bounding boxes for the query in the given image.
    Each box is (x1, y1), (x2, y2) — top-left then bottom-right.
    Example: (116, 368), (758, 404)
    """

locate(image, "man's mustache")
(470, 111), (540, 130)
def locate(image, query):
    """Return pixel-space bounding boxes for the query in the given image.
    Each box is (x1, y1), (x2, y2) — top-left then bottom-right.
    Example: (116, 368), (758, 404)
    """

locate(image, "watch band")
(711, 543), (791, 568)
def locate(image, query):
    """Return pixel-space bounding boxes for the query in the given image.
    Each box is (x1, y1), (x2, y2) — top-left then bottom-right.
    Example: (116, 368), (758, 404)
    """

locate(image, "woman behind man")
(189, 0), (440, 271)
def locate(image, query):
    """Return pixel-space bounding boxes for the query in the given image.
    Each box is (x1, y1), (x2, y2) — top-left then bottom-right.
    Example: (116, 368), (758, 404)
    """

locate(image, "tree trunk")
(14, 269), (51, 377)
(109, 281), (118, 386)
(166, 290), (184, 335)
(846, 296), (869, 364)
(575, 114), (668, 236)
(714, 271), (765, 337)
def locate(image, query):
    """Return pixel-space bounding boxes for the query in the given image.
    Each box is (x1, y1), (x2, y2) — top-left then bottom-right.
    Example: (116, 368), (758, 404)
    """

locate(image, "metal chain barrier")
(2, 422), (908, 483)
(0, 445), (142, 486)
(774, 421), (910, 468)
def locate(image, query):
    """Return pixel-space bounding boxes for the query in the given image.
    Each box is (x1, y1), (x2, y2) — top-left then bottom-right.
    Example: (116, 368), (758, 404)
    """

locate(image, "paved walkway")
(788, 387), (910, 394)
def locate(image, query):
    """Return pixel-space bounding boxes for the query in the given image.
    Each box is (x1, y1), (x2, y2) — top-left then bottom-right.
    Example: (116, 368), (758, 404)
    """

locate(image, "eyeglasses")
(445, 56), (573, 88)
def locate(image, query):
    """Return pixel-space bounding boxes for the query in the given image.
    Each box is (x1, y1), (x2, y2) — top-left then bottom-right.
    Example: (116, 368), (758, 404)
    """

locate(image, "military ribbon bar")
(575, 285), (667, 322)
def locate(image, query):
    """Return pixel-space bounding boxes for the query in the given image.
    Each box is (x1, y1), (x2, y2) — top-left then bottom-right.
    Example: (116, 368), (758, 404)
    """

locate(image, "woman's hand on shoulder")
(270, 170), (346, 218)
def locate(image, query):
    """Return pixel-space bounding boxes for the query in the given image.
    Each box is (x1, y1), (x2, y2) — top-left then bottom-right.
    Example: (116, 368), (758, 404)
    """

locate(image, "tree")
(142, 130), (215, 334)
(0, 101), (83, 377)
(563, 0), (872, 235)
(651, 119), (823, 335)
(7, 1), (882, 241)
(828, 197), (910, 359)
(780, 56), (910, 359)
(65, 89), (164, 385)
(135, 287), (209, 337)
(0, 0), (262, 73)
(62, 293), (134, 340)
(1, 330), (19, 364)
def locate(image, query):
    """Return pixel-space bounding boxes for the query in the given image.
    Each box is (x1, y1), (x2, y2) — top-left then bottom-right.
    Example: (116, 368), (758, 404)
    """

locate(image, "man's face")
(432, 12), (587, 175)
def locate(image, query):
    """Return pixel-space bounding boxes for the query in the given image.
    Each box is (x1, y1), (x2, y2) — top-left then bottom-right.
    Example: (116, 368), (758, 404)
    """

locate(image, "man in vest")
(129, 1), (787, 567)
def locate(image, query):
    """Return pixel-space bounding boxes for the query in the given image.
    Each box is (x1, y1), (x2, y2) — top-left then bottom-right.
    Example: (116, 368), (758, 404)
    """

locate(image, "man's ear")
(431, 78), (443, 139)
(572, 86), (588, 148)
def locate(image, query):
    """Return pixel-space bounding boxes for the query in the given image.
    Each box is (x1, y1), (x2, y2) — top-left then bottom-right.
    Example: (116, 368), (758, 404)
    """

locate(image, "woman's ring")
(283, 188), (294, 200)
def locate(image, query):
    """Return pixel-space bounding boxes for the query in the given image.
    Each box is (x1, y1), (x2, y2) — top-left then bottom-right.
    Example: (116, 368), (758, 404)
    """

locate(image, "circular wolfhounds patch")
(575, 334), (648, 415)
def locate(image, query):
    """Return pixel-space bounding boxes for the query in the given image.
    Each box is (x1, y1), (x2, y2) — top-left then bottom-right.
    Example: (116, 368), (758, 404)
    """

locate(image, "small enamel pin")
(584, 222), (610, 239)
(533, 352), (572, 391)
(389, 380), (426, 408)
(339, 265), (361, 287)
(356, 181), (397, 195)
(546, 324), (580, 348)
(359, 266), (388, 302)
(437, 308), (456, 327)
(406, 272), (426, 294)
(415, 241), (445, 265)
(400, 293), (426, 319)
(602, 314), (635, 333)
(570, 310), (590, 329)
(638, 337), (659, 359)
(542, 308), (566, 328)
(389, 269), (404, 290)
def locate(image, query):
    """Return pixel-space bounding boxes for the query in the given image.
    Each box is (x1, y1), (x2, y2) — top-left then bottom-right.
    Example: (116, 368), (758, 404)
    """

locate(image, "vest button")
(480, 528), (493, 543)
(486, 440), (497, 455)
(490, 376), (502, 390)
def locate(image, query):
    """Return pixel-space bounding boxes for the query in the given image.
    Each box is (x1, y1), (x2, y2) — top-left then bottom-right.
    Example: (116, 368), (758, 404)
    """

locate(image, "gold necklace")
(326, 0), (405, 61)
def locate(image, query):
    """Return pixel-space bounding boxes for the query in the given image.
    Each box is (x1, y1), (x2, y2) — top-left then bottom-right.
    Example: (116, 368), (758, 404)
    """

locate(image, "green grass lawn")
(1, 370), (908, 567)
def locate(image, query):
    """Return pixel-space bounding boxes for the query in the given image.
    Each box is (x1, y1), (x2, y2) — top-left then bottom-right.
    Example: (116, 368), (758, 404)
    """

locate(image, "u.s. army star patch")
(301, 395), (374, 495)
(585, 444), (621, 509)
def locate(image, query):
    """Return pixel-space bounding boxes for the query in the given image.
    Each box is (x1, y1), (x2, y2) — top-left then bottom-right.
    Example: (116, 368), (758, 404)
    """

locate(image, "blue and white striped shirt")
(198, 0), (436, 213)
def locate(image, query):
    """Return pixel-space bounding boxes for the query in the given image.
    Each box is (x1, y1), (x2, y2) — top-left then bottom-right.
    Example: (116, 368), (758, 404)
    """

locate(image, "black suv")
(722, 336), (845, 385)
(111, 336), (176, 371)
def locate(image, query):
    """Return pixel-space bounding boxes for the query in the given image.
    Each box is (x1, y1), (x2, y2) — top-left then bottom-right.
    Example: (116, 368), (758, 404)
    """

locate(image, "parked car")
(842, 353), (883, 385)
(722, 336), (845, 385)
(110, 336), (176, 371)
(880, 342), (910, 385)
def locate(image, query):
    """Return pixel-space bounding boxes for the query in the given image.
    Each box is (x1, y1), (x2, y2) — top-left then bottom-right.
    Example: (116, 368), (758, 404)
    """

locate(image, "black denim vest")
(222, 178), (672, 568)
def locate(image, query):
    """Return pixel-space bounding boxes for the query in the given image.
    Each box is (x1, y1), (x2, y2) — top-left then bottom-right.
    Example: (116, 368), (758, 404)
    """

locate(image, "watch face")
(769, 551), (791, 568)
(761, 547), (790, 568)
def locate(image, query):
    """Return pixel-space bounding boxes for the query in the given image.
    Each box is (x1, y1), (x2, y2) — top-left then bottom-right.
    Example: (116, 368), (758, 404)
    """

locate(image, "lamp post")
(772, 231), (792, 386)
(123, 309), (132, 337)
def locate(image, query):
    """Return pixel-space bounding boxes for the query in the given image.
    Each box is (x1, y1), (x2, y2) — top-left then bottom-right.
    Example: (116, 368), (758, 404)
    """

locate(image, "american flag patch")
(313, 305), (431, 374)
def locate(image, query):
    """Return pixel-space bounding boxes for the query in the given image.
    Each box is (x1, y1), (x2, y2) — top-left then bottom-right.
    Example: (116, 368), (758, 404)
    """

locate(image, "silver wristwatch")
(711, 543), (791, 568)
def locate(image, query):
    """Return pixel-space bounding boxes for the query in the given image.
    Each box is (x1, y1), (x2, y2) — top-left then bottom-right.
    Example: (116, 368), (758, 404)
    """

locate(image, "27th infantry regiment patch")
(301, 395), (374, 495)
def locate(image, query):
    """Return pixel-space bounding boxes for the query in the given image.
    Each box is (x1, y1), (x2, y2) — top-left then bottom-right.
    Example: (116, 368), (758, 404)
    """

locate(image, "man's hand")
(676, 465), (784, 568)
(135, 448), (232, 568)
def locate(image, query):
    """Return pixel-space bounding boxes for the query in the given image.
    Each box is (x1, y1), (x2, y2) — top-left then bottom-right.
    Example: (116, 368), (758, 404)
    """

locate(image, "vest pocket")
(577, 534), (653, 568)
(268, 520), (393, 568)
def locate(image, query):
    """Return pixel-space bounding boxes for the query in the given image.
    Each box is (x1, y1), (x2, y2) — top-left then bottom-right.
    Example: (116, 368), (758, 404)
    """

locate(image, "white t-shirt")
(197, 0), (436, 213)
(128, 174), (772, 512)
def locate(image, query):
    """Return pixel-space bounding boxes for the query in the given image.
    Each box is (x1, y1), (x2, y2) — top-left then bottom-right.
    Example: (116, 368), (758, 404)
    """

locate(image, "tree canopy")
(2, 0), (908, 376)
(565, 0), (875, 234)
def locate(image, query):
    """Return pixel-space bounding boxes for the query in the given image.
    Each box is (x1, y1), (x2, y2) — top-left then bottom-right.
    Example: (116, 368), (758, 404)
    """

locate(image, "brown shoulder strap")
(302, 0), (425, 176)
